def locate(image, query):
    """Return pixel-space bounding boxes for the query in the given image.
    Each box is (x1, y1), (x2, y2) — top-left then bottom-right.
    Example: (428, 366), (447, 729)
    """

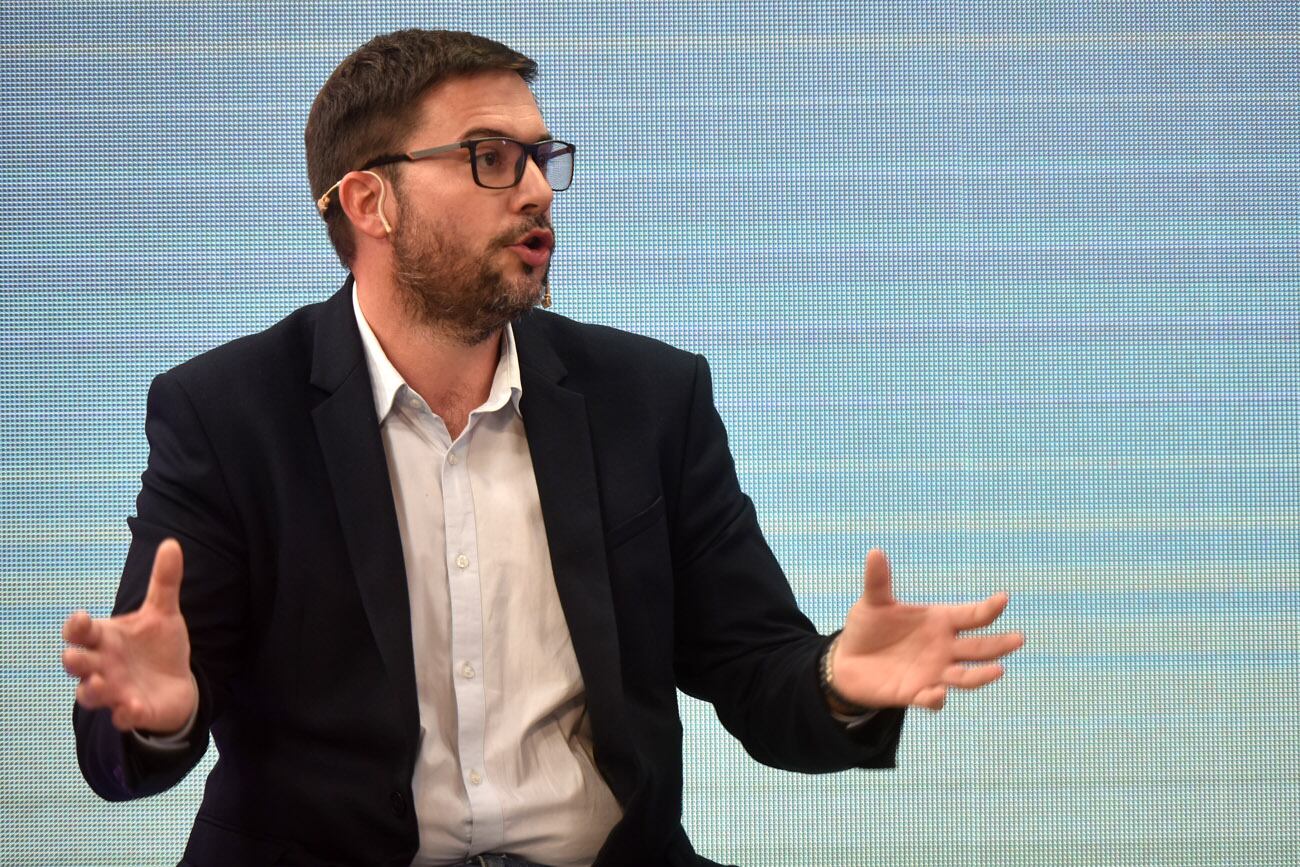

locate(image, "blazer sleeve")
(669, 355), (905, 773)
(74, 370), (251, 800)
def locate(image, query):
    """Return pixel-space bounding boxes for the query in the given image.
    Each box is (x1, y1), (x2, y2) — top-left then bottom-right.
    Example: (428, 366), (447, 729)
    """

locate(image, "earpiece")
(363, 170), (394, 236)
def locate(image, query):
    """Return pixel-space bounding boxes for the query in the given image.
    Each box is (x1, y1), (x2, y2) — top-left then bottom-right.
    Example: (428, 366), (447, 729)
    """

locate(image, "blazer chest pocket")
(604, 494), (665, 550)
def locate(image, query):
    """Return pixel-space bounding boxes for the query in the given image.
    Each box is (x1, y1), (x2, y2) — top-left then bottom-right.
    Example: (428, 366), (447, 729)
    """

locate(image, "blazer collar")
(512, 307), (567, 384)
(310, 274), (364, 393)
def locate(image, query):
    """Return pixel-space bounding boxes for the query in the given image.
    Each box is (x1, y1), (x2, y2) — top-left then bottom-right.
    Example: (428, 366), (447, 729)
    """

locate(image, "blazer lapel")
(308, 279), (419, 741)
(514, 315), (638, 805)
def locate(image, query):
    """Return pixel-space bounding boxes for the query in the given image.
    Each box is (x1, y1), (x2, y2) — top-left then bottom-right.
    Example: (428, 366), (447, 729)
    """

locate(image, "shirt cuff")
(830, 707), (881, 729)
(131, 673), (199, 752)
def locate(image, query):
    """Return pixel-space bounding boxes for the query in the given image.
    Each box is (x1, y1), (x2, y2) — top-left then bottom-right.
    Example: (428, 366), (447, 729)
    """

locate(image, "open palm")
(832, 549), (1023, 711)
(61, 538), (197, 734)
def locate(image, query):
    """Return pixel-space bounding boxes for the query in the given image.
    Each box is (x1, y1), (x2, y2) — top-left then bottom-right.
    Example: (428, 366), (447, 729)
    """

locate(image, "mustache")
(494, 216), (554, 247)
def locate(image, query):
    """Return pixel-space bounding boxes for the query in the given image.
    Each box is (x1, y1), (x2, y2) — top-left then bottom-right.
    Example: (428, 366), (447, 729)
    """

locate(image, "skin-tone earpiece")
(319, 170), (393, 237)
(363, 170), (394, 236)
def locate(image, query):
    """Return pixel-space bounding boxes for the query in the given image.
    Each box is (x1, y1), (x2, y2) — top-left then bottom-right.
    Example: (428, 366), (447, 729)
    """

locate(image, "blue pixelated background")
(1, 2), (1297, 863)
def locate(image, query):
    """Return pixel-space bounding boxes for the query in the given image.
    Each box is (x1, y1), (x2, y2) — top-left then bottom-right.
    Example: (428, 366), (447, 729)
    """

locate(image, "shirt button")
(448, 453), (459, 465)
(468, 770), (482, 786)
(455, 553), (470, 569)
(461, 662), (476, 679)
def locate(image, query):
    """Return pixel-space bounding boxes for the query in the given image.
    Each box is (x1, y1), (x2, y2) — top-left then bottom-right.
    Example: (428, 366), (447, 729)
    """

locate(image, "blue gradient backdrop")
(2, 2), (1296, 864)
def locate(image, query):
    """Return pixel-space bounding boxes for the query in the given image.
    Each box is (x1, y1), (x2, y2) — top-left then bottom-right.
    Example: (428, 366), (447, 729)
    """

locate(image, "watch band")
(819, 631), (873, 716)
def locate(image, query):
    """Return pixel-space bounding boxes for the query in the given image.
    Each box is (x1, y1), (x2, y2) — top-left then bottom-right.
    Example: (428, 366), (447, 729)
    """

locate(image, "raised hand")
(830, 548), (1024, 711)
(61, 538), (198, 734)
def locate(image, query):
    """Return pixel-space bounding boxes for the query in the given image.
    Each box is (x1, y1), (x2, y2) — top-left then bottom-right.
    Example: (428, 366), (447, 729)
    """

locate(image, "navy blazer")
(74, 280), (905, 866)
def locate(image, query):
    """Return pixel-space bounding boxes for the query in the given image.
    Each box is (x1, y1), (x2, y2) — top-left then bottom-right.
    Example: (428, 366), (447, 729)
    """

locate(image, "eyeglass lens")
(471, 139), (574, 191)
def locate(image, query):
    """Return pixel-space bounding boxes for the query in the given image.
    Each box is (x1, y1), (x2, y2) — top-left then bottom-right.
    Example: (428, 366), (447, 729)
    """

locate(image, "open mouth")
(518, 229), (554, 252)
(509, 228), (554, 267)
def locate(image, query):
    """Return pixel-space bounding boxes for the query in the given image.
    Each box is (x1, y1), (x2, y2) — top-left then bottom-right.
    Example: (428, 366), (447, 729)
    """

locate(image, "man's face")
(387, 70), (555, 345)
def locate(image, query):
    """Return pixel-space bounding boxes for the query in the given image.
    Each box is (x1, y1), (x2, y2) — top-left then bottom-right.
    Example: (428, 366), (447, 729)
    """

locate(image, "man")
(61, 29), (1022, 867)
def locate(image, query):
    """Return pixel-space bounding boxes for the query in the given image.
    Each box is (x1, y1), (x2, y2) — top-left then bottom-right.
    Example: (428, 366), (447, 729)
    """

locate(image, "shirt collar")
(351, 283), (523, 424)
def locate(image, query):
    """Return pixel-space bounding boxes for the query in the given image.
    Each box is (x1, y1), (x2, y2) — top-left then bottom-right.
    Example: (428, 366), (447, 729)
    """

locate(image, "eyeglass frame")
(315, 137), (576, 216)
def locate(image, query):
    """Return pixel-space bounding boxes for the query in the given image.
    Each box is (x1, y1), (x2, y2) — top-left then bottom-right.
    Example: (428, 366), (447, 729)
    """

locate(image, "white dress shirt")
(352, 289), (622, 867)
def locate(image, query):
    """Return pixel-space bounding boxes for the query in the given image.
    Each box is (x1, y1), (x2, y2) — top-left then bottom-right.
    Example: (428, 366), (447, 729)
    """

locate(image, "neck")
(355, 276), (501, 437)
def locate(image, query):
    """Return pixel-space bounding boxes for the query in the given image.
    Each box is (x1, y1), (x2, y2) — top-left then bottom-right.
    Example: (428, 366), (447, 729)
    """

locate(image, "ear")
(336, 170), (394, 239)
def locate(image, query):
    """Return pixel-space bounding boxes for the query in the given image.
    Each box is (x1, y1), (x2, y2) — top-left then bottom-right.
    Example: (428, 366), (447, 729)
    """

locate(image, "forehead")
(407, 70), (548, 143)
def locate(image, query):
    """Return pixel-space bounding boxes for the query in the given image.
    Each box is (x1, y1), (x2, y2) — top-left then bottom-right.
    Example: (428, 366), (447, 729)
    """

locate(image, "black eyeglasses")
(315, 137), (576, 216)
(370, 137), (574, 190)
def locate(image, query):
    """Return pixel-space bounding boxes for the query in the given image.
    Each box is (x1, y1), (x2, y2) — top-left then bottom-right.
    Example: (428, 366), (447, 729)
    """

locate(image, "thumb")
(143, 538), (185, 613)
(863, 547), (893, 607)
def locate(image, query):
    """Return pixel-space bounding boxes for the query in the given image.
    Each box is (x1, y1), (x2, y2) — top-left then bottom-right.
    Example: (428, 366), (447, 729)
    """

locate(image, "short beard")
(389, 197), (550, 346)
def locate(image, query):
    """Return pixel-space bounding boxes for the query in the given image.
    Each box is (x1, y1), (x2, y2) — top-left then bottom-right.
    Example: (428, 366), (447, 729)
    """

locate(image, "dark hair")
(305, 29), (537, 265)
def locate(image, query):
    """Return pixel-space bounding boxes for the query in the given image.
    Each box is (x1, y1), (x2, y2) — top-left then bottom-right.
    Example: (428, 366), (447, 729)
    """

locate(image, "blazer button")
(389, 790), (407, 817)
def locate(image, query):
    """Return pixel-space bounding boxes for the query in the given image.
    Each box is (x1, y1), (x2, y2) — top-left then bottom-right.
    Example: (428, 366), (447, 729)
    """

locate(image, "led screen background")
(1, 2), (1297, 864)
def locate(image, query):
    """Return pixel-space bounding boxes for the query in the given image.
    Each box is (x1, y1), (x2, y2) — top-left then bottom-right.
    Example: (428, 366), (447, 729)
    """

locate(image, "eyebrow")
(458, 126), (553, 143)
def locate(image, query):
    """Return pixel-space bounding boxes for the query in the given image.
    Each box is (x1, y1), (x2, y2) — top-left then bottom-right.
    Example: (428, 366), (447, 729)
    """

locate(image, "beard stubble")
(389, 194), (550, 346)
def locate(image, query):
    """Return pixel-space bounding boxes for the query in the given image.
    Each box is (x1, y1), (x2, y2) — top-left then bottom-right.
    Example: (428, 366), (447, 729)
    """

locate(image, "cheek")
(399, 193), (505, 262)
(429, 206), (490, 249)
(402, 208), (460, 258)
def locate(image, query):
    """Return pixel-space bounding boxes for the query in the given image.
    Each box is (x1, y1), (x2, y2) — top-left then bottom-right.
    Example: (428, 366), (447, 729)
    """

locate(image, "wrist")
(819, 631), (873, 717)
(134, 671), (199, 744)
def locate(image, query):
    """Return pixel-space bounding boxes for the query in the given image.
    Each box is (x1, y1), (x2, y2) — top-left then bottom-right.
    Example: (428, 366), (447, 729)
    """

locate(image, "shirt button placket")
(442, 427), (498, 849)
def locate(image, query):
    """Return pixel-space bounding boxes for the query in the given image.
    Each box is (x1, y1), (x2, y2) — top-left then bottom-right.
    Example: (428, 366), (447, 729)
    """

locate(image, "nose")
(512, 154), (555, 214)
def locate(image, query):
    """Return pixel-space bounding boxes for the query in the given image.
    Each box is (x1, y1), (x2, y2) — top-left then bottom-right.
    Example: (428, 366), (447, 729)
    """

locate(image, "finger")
(914, 685), (946, 711)
(950, 591), (1010, 631)
(62, 610), (102, 648)
(61, 646), (101, 679)
(943, 663), (1005, 690)
(76, 673), (116, 710)
(143, 538), (185, 614)
(953, 631), (1025, 662)
(863, 548), (893, 607)
(111, 698), (146, 732)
